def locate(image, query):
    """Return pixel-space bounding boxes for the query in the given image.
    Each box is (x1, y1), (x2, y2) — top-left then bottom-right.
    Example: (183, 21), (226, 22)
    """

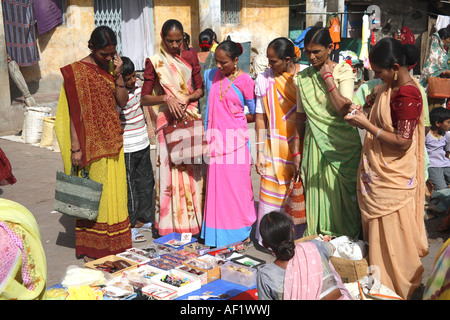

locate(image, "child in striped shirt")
(117, 57), (155, 242)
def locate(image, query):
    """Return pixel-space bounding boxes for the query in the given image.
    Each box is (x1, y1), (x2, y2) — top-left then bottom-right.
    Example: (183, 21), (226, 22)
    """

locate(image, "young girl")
(257, 211), (352, 300)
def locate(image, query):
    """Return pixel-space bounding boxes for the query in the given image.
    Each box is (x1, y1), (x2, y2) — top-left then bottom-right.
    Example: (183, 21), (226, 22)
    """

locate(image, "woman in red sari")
(54, 26), (132, 262)
(345, 38), (428, 299)
(140, 20), (204, 238)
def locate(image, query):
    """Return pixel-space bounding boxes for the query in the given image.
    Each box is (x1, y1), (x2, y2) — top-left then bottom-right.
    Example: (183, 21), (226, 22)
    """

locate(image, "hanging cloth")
(359, 14), (370, 63)
(2, 0), (40, 66)
(121, 0), (154, 70)
(33, 0), (63, 35)
(328, 16), (341, 50)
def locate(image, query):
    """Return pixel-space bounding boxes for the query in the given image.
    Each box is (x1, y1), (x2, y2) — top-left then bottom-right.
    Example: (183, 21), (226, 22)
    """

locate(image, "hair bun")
(237, 42), (243, 56)
(200, 40), (211, 49)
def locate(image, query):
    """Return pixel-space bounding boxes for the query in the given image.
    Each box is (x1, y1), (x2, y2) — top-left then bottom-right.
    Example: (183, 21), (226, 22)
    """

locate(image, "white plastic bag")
(61, 265), (112, 288)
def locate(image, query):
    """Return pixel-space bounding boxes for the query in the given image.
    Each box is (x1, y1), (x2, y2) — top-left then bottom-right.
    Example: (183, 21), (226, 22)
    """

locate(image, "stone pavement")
(0, 132), (449, 299)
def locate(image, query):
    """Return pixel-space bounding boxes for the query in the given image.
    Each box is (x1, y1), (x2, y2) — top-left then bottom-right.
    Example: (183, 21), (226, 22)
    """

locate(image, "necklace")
(219, 68), (240, 100)
(392, 77), (413, 94)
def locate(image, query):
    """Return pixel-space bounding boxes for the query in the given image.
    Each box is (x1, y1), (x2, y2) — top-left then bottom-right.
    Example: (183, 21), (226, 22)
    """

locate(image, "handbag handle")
(70, 165), (90, 179)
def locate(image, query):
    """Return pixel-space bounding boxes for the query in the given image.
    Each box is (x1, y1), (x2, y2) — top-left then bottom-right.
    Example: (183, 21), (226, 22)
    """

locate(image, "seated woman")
(257, 211), (352, 300)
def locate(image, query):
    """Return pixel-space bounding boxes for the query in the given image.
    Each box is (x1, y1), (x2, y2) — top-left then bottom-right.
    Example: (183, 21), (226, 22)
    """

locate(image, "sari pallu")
(54, 62), (131, 259)
(201, 68), (256, 248)
(284, 241), (352, 300)
(297, 66), (361, 239)
(149, 38), (204, 236)
(59, 61), (124, 169)
(0, 199), (47, 300)
(358, 80), (428, 299)
(254, 69), (301, 244)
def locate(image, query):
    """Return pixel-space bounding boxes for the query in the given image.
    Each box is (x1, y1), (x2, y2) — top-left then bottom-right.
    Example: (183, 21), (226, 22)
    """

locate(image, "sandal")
(83, 255), (96, 263)
(139, 222), (153, 232)
(131, 228), (146, 243)
(238, 239), (254, 252)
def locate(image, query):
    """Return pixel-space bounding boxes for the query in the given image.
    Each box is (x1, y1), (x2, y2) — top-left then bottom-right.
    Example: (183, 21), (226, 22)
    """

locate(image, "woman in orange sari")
(54, 26), (131, 262)
(254, 38), (304, 244)
(141, 20), (204, 237)
(345, 38), (428, 299)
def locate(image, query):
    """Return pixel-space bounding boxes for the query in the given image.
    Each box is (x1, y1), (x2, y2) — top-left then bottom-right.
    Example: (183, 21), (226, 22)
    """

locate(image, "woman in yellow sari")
(54, 26), (132, 262)
(254, 38), (304, 244)
(345, 38), (428, 299)
(140, 20), (204, 237)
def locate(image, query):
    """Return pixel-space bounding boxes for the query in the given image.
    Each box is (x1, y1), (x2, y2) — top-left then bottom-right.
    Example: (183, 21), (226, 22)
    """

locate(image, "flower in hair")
(237, 43), (243, 55)
(294, 46), (301, 59)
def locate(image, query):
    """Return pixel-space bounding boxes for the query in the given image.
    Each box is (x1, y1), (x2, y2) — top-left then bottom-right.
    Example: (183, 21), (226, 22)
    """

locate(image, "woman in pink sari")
(201, 40), (257, 248)
(141, 20), (204, 237)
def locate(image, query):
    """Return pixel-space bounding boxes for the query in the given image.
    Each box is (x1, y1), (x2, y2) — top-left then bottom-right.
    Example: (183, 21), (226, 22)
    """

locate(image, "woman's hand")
(71, 149), (83, 167)
(178, 94), (191, 106)
(347, 103), (362, 114)
(113, 54), (123, 76)
(344, 109), (370, 129)
(255, 151), (266, 175)
(166, 96), (185, 119)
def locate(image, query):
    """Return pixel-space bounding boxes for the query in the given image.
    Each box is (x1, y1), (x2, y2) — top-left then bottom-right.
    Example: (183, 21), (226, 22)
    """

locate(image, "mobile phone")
(109, 59), (115, 76)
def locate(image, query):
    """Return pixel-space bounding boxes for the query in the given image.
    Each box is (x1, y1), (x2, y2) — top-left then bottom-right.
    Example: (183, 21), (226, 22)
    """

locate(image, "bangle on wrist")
(328, 84), (337, 93)
(375, 128), (384, 139)
(165, 95), (171, 103)
(71, 148), (81, 154)
(322, 74), (334, 82)
(291, 152), (301, 157)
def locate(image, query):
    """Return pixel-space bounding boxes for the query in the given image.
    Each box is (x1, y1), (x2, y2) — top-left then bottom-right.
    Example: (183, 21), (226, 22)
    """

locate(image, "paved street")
(0, 133), (448, 299)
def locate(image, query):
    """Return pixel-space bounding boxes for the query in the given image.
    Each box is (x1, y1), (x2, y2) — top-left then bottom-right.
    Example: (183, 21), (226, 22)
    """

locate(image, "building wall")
(10, 0), (94, 99)
(153, 0), (200, 51)
(221, 0), (289, 56)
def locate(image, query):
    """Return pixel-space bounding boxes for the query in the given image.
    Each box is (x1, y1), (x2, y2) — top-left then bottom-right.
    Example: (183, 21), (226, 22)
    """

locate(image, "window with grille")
(94, 0), (123, 55)
(221, 0), (240, 25)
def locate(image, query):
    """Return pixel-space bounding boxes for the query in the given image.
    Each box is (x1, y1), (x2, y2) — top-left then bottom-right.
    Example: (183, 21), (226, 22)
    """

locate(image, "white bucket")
(22, 106), (52, 144)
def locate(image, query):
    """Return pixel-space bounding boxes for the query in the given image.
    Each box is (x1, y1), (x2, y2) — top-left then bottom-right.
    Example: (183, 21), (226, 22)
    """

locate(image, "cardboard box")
(220, 261), (257, 288)
(126, 247), (160, 260)
(182, 255), (226, 283)
(116, 251), (150, 267)
(142, 283), (178, 300)
(84, 255), (138, 277)
(176, 265), (208, 286)
(123, 264), (166, 287)
(184, 242), (211, 255)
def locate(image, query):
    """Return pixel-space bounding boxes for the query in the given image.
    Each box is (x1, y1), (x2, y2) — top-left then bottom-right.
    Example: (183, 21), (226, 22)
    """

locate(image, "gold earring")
(394, 71), (398, 81)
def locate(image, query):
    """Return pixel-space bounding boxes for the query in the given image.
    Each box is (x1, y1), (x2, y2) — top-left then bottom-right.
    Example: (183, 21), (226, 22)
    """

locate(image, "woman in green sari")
(292, 27), (362, 239)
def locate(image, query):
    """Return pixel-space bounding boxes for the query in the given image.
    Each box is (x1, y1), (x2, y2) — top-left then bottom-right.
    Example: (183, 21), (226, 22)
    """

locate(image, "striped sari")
(297, 64), (361, 239)
(254, 68), (302, 244)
